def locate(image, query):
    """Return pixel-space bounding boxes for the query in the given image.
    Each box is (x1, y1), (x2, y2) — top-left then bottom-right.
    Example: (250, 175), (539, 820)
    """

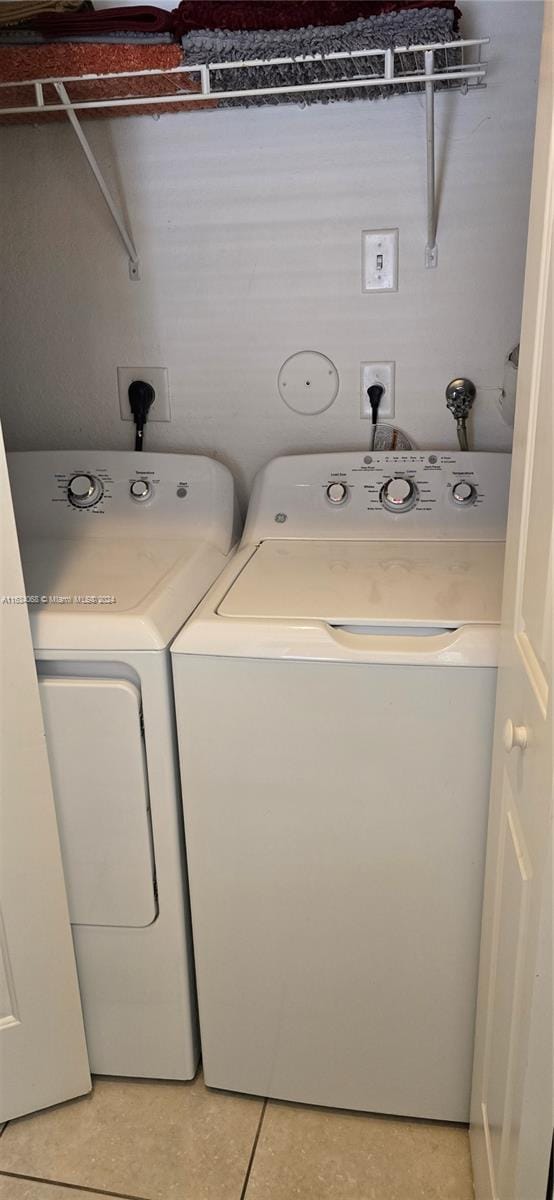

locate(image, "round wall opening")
(277, 351), (339, 415)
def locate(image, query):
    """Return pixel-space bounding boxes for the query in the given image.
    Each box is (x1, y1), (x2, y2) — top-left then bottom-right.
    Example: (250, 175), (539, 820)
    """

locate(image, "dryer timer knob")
(68, 473), (103, 508)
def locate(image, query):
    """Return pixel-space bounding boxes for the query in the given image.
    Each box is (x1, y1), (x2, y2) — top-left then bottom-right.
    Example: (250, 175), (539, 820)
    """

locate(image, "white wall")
(0, 1), (543, 502)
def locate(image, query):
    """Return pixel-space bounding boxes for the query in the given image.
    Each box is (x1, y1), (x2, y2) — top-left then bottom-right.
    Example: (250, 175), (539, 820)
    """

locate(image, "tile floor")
(0, 1072), (474, 1200)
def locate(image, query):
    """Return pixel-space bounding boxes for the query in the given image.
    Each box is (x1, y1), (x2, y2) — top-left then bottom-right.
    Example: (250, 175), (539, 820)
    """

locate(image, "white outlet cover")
(362, 229), (399, 293)
(360, 361), (395, 419)
(118, 367), (171, 422)
(278, 351), (339, 415)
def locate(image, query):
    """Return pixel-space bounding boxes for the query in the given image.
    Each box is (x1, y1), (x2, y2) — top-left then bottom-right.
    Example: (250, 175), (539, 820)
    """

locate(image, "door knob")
(503, 719), (528, 752)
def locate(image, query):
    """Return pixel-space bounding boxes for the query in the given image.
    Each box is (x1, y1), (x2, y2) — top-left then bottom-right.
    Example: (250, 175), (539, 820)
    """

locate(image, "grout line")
(0, 1169), (153, 1200)
(239, 1099), (268, 1200)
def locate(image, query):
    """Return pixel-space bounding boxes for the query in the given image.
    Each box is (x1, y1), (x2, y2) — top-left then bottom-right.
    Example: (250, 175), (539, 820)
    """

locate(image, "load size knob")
(381, 477), (417, 513)
(67, 473), (103, 509)
(452, 480), (477, 506)
(130, 479), (152, 502)
(326, 482), (348, 505)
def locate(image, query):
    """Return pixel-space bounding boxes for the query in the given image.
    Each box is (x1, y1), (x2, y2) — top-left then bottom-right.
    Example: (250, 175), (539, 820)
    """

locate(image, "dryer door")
(39, 676), (157, 928)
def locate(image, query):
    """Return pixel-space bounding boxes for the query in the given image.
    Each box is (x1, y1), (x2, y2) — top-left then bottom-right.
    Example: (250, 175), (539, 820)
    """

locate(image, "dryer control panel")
(244, 452), (511, 543)
(8, 450), (238, 552)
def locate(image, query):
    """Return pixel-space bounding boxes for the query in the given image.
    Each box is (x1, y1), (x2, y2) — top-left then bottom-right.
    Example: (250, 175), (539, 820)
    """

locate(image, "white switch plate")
(360, 362), (395, 419)
(361, 229), (399, 293)
(118, 367), (171, 422)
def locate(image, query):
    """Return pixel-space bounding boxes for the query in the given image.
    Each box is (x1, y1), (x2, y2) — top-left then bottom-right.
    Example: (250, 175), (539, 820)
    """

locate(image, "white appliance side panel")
(176, 655), (497, 1122)
(39, 677), (156, 928)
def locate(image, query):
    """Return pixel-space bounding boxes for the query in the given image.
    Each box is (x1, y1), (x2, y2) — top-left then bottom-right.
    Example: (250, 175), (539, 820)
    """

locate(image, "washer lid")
(217, 539), (505, 627)
(19, 537), (229, 651)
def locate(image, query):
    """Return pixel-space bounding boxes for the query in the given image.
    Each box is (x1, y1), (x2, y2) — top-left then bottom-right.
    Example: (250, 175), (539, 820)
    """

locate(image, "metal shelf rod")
(54, 82), (140, 279)
(0, 68), (487, 113)
(425, 49), (438, 269)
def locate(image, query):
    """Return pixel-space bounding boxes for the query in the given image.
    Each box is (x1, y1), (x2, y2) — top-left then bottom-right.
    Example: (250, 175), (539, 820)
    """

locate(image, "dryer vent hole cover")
(278, 351), (339, 415)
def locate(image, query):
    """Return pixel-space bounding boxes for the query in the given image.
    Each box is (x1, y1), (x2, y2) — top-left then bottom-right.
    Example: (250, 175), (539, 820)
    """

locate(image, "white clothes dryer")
(8, 450), (238, 1080)
(171, 450), (510, 1121)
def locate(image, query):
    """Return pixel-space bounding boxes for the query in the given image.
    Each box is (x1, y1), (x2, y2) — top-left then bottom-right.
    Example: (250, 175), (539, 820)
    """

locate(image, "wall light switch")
(362, 229), (399, 293)
(118, 367), (171, 421)
(360, 362), (395, 419)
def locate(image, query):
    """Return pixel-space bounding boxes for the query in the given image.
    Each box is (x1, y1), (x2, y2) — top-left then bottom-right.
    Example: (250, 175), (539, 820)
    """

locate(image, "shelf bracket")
(54, 82), (141, 280)
(424, 50), (438, 269)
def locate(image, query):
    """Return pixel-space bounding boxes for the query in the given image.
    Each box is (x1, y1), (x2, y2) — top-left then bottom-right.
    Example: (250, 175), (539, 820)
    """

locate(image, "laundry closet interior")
(0, 3), (551, 1200)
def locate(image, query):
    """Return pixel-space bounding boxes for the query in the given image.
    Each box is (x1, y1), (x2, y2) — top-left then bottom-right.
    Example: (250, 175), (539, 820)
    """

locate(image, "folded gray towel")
(182, 8), (460, 107)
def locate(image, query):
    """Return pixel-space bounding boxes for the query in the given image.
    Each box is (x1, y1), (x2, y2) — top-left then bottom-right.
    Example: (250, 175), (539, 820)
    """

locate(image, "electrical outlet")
(360, 362), (395, 419)
(361, 229), (399, 293)
(118, 367), (171, 422)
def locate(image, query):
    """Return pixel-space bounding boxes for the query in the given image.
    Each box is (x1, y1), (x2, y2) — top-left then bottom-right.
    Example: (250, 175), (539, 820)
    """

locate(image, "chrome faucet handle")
(445, 378), (476, 421)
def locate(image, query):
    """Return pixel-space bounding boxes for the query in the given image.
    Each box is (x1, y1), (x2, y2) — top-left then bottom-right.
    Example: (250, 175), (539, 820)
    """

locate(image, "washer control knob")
(452, 480), (477, 506)
(68, 473), (103, 508)
(130, 479), (152, 503)
(381, 477), (417, 513)
(326, 482), (348, 505)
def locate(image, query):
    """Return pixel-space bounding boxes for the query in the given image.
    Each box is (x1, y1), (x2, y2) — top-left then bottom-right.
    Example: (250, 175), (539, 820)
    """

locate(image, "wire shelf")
(0, 38), (488, 113)
(0, 36), (489, 277)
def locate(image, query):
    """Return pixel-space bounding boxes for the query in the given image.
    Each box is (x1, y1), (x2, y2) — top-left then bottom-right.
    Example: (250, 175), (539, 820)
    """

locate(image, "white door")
(0, 426), (91, 1122)
(470, 7), (553, 1199)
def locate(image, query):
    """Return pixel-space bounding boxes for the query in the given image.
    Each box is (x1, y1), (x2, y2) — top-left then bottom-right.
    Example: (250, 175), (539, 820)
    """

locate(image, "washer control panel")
(244, 451), (511, 543)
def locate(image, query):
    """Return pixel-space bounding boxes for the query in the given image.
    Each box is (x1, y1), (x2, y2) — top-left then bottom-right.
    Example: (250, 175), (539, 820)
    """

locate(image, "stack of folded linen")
(0, 0), (462, 122)
(178, 2), (461, 108)
(0, 42), (207, 124)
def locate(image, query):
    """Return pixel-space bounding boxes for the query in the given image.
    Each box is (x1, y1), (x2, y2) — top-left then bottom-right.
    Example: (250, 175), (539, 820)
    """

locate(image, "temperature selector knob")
(381, 476), (418, 513)
(67, 473), (103, 509)
(452, 480), (477, 506)
(130, 479), (152, 503)
(326, 482), (348, 505)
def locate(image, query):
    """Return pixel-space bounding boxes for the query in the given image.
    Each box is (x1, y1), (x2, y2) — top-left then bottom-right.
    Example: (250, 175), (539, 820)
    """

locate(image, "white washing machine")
(171, 449), (511, 1121)
(8, 450), (238, 1080)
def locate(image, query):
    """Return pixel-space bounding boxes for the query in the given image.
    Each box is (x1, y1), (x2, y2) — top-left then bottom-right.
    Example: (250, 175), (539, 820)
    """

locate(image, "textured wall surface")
(0, 1), (543, 501)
